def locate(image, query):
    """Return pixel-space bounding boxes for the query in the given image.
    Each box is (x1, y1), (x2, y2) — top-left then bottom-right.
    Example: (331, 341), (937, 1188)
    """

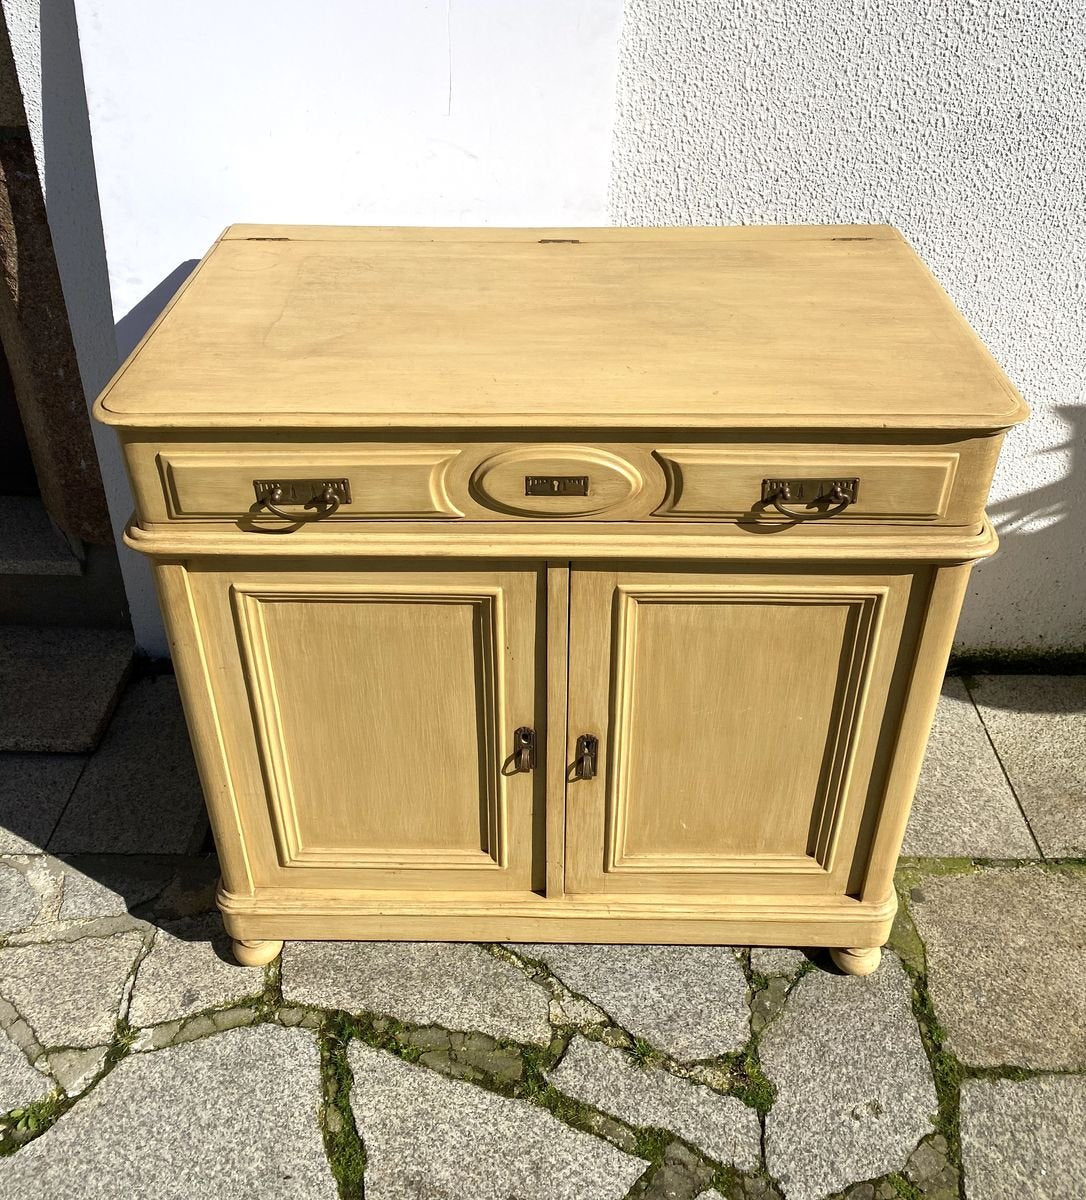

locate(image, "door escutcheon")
(512, 727), (537, 772)
(574, 733), (599, 780)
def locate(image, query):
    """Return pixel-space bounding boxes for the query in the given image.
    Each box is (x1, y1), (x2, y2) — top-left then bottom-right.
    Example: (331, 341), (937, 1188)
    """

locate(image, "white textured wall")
(611, 0), (1086, 654)
(56, 0), (623, 654)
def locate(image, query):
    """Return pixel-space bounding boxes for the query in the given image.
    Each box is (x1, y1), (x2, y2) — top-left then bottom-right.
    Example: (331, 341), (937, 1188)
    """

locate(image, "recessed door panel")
(191, 564), (542, 893)
(565, 566), (913, 896)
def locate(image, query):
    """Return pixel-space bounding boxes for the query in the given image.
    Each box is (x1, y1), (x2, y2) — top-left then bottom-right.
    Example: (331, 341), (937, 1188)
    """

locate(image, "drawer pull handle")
(762, 477), (859, 521)
(574, 733), (599, 780)
(252, 478), (350, 525)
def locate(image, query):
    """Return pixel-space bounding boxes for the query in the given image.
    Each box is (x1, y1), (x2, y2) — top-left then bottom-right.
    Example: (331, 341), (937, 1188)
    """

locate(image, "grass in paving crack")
(892, 875), (964, 1174)
(319, 1014), (367, 1199)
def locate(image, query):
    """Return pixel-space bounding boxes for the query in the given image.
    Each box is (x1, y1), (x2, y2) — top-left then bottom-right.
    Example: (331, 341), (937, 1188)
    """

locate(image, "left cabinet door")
(182, 562), (544, 895)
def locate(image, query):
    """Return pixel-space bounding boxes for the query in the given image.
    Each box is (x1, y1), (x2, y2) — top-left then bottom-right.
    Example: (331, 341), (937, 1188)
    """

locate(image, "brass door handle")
(574, 733), (599, 780)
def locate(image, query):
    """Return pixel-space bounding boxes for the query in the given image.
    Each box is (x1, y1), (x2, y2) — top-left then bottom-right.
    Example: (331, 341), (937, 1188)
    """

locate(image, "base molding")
(217, 886), (897, 949)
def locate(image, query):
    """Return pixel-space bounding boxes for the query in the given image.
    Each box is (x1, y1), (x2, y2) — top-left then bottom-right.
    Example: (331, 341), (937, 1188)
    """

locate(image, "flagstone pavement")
(0, 671), (1084, 1199)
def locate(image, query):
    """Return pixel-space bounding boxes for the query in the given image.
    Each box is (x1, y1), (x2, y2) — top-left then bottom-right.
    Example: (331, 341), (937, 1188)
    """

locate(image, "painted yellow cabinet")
(95, 224), (1026, 971)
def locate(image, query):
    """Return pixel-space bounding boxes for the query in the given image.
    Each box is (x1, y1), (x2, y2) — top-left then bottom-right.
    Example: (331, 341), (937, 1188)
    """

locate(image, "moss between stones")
(892, 878), (964, 1176)
(318, 1013), (368, 1198)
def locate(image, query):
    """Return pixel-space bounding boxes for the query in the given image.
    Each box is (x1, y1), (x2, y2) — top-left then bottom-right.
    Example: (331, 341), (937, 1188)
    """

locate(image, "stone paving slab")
(760, 954), (937, 1200)
(49, 677), (207, 855)
(56, 856), (174, 920)
(510, 944), (749, 1061)
(750, 948), (809, 979)
(908, 865), (1086, 1069)
(969, 674), (1086, 856)
(283, 941), (552, 1045)
(0, 862), (42, 935)
(0, 1028), (52, 1112)
(903, 678), (1039, 859)
(0, 931), (145, 1049)
(960, 1075), (1086, 1200)
(0, 1025), (336, 1199)
(0, 754), (85, 854)
(349, 1042), (649, 1199)
(128, 914), (264, 1028)
(0, 627), (133, 753)
(547, 1034), (761, 1169)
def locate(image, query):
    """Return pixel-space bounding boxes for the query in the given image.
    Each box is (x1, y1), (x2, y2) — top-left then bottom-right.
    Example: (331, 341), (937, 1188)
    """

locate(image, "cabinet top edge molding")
(94, 223), (1028, 433)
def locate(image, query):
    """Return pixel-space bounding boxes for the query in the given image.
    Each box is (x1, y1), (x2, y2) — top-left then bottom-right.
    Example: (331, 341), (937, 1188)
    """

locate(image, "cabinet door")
(187, 563), (543, 894)
(565, 565), (915, 897)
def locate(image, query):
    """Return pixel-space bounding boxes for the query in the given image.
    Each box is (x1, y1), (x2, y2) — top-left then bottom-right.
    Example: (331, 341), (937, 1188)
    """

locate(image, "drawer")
(129, 440), (669, 525)
(122, 437), (999, 528)
(152, 446), (465, 522)
(651, 443), (997, 525)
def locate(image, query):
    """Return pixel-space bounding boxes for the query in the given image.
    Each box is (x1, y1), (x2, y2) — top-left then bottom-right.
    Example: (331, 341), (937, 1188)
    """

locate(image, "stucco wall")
(611, 0), (1086, 654)
(7, 0), (1084, 654)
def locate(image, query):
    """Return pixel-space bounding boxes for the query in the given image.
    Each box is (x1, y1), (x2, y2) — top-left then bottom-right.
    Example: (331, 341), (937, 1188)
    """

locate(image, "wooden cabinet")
(96, 224), (1027, 971)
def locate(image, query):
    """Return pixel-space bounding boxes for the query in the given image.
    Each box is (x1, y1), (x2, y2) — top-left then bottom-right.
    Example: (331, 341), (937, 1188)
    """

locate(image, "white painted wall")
(63, 0), (624, 654)
(610, 0), (1086, 655)
(8, 0), (1083, 654)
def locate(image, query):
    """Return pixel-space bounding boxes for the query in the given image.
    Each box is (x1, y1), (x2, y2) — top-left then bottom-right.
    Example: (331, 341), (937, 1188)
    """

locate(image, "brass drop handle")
(512, 727), (536, 773)
(252, 478), (351, 527)
(762, 477), (859, 521)
(575, 734), (599, 780)
(258, 483), (341, 523)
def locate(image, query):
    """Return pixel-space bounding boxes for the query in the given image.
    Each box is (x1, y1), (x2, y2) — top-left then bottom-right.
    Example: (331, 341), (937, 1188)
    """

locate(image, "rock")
(0, 1026), (335, 1197)
(751, 976), (791, 1034)
(909, 866), (1086, 1068)
(48, 677), (207, 855)
(0, 862), (41, 934)
(902, 678), (1038, 858)
(969, 675), (1086, 856)
(960, 1075), (1086, 1199)
(760, 954), (936, 1200)
(0, 931), (144, 1048)
(348, 1042), (648, 1198)
(0, 754), (85, 854)
(904, 1133), (958, 1198)
(548, 1035), (761, 1169)
(282, 941), (551, 1045)
(0, 1028), (52, 1111)
(127, 914), (264, 1027)
(42, 1045), (109, 1096)
(509, 944), (749, 1060)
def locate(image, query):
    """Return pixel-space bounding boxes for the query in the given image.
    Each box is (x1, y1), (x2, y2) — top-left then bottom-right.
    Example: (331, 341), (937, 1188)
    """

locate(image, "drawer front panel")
(157, 447), (463, 521)
(125, 435), (999, 528)
(653, 447), (962, 523)
(449, 443), (668, 520)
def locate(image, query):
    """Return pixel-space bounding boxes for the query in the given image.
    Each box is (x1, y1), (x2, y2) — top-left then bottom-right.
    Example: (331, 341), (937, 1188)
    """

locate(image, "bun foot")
(830, 946), (882, 976)
(233, 938), (284, 967)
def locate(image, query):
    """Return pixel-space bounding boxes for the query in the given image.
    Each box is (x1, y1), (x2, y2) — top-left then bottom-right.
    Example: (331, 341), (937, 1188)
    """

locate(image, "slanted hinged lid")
(94, 224), (1028, 433)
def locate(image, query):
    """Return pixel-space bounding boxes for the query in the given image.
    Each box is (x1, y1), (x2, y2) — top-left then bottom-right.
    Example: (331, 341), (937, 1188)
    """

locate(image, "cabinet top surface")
(95, 224), (1027, 431)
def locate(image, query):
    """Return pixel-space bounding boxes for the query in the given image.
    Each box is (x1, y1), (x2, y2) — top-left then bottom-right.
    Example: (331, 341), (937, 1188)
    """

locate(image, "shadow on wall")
(115, 262), (200, 362)
(960, 404), (1086, 680)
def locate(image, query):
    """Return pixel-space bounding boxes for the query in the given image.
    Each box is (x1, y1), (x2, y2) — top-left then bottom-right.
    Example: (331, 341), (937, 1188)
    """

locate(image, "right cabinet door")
(564, 565), (917, 898)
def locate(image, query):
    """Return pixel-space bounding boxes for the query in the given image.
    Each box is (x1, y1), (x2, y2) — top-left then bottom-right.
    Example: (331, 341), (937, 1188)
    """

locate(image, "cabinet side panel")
(856, 561), (976, 899)
(151, 561), (254, 895)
